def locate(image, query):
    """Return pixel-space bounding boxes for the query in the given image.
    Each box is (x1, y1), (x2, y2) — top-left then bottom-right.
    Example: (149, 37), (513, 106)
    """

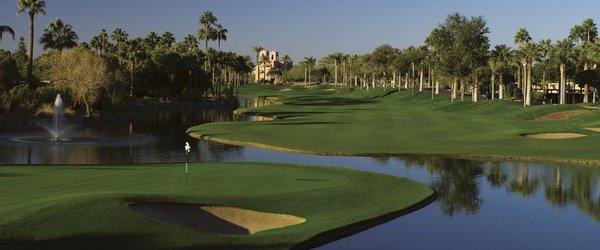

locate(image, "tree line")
(0, 0), (253, 116)
(283, 13), (600, 106)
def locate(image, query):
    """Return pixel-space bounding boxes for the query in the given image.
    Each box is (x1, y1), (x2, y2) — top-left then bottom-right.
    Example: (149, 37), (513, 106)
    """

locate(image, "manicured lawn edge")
(188, 132), (600, 166)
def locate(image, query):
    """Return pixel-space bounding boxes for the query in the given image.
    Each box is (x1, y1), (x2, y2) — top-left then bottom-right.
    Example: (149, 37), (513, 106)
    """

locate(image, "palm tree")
(570, 19), (598, 103)
(89, 29), (112, 55)
(183, 34), (199, 52)
(326, 52), (344, 85)
(199, 11), (217, 55)
(303, 57), (316, 84)
(17, 0), (46, 82)
(252, 45), (264, 82)
(514, 27), (533, 105)
(552, 39), (575, 105)
(521, 42), (540, 106)
(537, 39), (553, 97)
(0, 17), (15, 41)
(491, 45), (513, 100)
(214, 24), (228, 51)
(39, 19), (78, 52)
(281, 54), (291, 84)
(111, 28), (128, 64)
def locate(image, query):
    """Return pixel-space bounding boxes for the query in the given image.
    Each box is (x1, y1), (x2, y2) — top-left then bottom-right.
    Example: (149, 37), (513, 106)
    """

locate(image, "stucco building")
(254, 50), (281, 83)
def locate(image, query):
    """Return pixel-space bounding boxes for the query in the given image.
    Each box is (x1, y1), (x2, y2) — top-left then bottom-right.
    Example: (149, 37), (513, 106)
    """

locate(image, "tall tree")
(551, 39), (575, 105)
(90, 29), (112, 55)
(214, 24), (228, 51)
(111, 28), (128, 62)
(303, 57), (316, 84)
(570, 19), (598, 102)
(17, 0), (46, 82)
(489, 45), (512, 100)
(199, 11), (217, 56)
(426, 13), (490, 101)
(281, 54), (291, 84)
(39, 19), (79, 52)
(514, 27), (533, 106)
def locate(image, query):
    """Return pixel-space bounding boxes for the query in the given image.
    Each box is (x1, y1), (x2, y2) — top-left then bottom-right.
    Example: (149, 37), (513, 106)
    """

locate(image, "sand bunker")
(130, 203), (305, 235)
(524, 133), (587, 139)
(584, 127), (600, 132)
(280, 88), (292, 91)
(534, 110), (591, 121)
(324, 88), (336, 91)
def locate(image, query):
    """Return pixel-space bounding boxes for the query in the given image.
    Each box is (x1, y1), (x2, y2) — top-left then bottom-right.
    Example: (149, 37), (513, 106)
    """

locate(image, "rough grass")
(189, 85), (600, 163)
(0, 163), (432, 250)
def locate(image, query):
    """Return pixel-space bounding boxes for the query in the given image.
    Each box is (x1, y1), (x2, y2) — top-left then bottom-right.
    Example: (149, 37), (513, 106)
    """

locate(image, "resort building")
(254, 49), (282, 83)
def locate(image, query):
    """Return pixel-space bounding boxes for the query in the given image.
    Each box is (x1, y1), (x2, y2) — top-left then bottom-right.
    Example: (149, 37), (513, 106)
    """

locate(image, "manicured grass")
(190, 85), (600, 163)
(0, 163), (433, 249)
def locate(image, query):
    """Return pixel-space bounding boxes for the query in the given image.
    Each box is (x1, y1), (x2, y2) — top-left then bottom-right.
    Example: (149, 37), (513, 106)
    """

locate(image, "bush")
(0, 84), (34, 112)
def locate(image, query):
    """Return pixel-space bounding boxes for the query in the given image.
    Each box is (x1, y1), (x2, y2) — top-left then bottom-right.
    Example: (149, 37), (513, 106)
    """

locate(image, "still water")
(1, 98), (599, 249)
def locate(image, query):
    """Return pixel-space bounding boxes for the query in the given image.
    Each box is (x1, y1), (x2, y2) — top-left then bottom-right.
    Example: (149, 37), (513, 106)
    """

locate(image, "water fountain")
(0, 94), (154, 146)
(50, 94), (65, 142)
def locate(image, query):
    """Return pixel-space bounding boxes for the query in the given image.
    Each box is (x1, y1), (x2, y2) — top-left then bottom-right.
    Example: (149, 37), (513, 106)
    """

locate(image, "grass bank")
(189, 85), (600, 164)
(0, 163), (433, 249)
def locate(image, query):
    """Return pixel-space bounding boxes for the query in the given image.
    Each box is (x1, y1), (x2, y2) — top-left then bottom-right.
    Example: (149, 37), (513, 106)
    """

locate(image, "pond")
(1, 98), (599, 249)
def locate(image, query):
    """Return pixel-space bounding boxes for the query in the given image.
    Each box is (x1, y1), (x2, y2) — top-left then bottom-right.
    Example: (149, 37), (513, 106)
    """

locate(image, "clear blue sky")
(0, 0), (599, 61)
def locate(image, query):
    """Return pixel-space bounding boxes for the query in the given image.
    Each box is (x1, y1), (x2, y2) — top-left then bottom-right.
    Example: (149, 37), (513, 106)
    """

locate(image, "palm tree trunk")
(560, 63), (566, 105)
(28, 13), (35, 83)
(304, 68), (307, 84)
(460, 79), (465, 101)
(491, 74), (496, 100)
(584, 63), (589, 103)
(526, 62), (532, 106)
(472, 75), (478, 103)
(451, 77), (458, 101)
(499, 74), (504, 100)
(419, 68), (424, 92)
(334, 62), (338, 85)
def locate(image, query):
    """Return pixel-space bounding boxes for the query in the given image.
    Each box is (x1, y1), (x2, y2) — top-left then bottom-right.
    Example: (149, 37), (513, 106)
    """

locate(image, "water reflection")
(392, 157), (600, 221)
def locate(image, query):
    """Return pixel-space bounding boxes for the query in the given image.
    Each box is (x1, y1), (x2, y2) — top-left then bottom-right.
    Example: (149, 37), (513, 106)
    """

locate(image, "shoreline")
(188, 132), (600, 167)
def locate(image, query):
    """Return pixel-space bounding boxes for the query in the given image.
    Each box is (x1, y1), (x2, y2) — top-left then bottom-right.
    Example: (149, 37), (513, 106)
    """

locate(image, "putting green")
(0, 163), (433, 249)
(189, 85), (600, 164)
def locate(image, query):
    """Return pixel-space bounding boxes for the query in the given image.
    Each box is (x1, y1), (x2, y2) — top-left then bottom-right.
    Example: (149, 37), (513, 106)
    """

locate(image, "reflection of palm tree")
(428, 158), (484, 216)
(508, 163), (539, 197)
(486, 162), (507, 187)
(545, 166), (568, 207)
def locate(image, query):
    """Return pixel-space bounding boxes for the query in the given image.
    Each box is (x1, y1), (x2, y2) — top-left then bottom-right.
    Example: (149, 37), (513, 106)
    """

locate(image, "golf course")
(189, 85), (600, 164)
(0, 163), (434, 249)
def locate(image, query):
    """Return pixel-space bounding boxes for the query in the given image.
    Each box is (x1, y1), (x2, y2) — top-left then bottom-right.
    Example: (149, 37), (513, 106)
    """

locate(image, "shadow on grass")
(0, 173), (26, 177)
(262, 121), (343, 126)
(283, 96), (378, 106)
(297, 178), (331, 182)
(0, 234), (151, 250)
(0, 233), (287, 250)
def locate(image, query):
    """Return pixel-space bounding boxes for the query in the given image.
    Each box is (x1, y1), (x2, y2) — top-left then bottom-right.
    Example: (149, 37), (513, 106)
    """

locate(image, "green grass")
(0, 163), (433, 249)
(190, 85), (600, 163)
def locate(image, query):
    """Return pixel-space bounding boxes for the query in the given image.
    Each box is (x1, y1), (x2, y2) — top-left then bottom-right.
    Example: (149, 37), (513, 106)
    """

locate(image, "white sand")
(525, 133), (587, 139)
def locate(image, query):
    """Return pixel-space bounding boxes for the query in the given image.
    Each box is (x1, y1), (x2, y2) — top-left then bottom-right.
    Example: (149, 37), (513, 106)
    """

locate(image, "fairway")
(0, 163), (433, 250)
(189, 85), (600, 164)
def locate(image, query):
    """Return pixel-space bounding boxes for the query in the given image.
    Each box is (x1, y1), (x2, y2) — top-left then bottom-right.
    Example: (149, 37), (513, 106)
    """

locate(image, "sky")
(1, 0), (599, 61)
